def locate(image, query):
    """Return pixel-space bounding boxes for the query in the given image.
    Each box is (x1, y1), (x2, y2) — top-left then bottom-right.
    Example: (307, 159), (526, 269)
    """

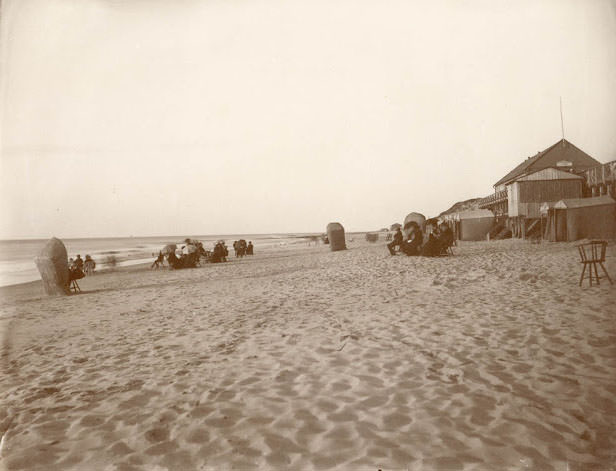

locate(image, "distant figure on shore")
(401, 223), (423, 256)
(151, 251), (165, 269)
(68, 257), (75, 269)
(84, 255), (96, 275)
(247, 241), (254, 255)
(387, 227), (404, 255)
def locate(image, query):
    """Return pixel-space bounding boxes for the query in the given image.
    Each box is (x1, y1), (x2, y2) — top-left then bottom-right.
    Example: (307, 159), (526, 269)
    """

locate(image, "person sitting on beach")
(196, 242), (208, 262)
(74, 254), (84, 270)
(210, 241), (228, 263)
(401, 224), (423, 256)
(387, 227), (404, 255)
(167, 251), (182, 269)
(420, 229), (441, 257)
(68, 262), (86, 282)
(151, 251), (165, 269)
(84, 255), (96, 275)
(437, 223), (454, 254)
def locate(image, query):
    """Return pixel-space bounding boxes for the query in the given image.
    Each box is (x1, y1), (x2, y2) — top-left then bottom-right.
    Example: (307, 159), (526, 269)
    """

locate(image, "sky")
(1, 0), (615, 239)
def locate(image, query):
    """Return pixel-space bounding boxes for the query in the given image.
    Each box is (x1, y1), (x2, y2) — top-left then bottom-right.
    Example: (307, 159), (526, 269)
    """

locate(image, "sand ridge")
(0, 239), (615, 470)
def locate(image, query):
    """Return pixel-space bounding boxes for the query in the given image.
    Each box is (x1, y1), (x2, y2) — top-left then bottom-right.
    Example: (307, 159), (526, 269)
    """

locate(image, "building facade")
(479, 139), (602, 237)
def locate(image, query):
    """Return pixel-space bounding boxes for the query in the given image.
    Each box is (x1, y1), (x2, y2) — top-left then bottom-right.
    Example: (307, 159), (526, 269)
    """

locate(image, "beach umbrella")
(326, 222), (346, 251)
(161, 244), (177, 255)
(34, 237), (70, 295)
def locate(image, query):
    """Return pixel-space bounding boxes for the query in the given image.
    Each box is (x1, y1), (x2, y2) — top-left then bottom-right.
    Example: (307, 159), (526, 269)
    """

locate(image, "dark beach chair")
(67, 267), (85, 293)
(577, 240), (612, 287)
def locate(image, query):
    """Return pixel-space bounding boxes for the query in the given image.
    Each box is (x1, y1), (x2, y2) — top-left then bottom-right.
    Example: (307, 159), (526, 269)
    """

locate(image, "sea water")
(0, 234), (311, 287)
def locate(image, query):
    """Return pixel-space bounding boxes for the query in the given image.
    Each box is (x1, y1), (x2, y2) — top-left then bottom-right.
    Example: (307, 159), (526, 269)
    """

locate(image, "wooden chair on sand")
(69, 279), (81, 293)
(68, 267), (84, 293)
(577, 240), (612, 287)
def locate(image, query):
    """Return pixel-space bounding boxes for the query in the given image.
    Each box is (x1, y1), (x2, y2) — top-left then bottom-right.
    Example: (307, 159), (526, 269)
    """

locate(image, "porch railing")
(478, 190), (507, 208)
(584, 160), (616, 186)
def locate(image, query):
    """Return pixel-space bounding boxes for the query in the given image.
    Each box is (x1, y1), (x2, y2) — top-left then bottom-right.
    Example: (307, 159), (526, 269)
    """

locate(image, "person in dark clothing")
(438, 223), (454, 255)
(246, 241), (254, 255)
(387, 228), (404, 255)
(211, 242), (227, 263)
(237, 239), (247, 258)
(421, 230), (441, 257)
(75, 255), (84, 270)
(401, 225), (423, 256)
(68, 264), (85, 281)
(151, 251), (165, 269)
(167, 251), (182, 269)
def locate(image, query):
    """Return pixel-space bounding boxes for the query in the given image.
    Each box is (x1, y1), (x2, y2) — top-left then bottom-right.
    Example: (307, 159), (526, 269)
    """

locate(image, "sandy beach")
(0, 239), (615, 470)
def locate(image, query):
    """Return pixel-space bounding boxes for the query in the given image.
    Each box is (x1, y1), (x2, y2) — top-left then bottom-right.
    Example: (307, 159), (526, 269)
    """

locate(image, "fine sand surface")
(0, 239), (615, 470)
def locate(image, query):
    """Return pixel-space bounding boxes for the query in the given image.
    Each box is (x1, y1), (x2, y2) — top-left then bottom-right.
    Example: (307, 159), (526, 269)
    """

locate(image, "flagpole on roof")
(560, 96), (565, 145)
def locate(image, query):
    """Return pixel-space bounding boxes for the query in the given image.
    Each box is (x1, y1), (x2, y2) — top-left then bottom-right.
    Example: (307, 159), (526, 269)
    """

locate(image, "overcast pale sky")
(1, 0), (615, 239)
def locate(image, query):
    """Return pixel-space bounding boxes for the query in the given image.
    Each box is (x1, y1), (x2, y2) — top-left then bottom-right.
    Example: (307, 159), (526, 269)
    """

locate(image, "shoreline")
(0, 241), (335, 306)
(1, 236), (611, 294)
(0, 233), (333, 291)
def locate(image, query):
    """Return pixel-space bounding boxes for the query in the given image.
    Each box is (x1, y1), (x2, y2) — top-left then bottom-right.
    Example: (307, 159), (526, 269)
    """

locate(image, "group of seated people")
(165, 239), (208, 269)
(155, 239), (234, 269)
(387, 223), (454, 257)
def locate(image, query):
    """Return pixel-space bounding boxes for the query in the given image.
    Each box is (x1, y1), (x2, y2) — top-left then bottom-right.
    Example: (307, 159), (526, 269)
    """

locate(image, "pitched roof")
(554, 195), (616, 209)
(494, 139), (601, 187)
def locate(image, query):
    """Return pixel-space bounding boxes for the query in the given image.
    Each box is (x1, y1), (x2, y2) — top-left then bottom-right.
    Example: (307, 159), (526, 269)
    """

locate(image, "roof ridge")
(494, 138), (599, 187)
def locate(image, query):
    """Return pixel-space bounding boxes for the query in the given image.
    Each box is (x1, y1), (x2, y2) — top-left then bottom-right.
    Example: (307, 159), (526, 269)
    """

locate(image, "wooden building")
(456, 209), (495, 241)
(584, 160), (616, 198)
(479, 139), (601, 237)
(542, 195), (616, 241)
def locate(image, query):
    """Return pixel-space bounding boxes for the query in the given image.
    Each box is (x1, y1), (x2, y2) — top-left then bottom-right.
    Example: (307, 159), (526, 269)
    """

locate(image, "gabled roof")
(494, 139), (600, 188)
(554, 195), (616, 209)
(516, 167), (584, 182)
